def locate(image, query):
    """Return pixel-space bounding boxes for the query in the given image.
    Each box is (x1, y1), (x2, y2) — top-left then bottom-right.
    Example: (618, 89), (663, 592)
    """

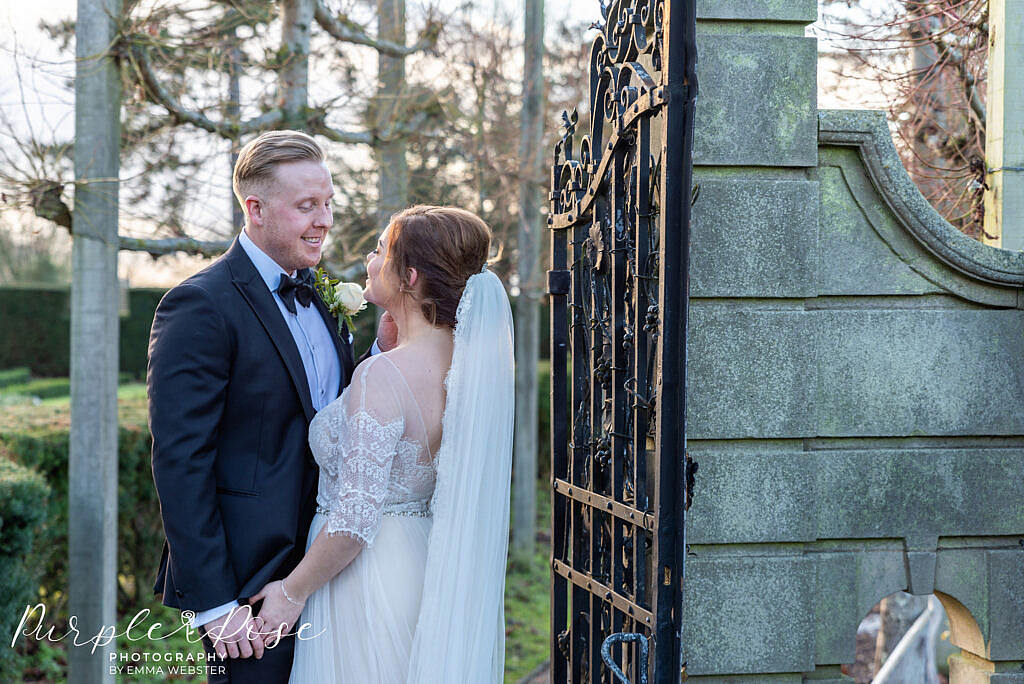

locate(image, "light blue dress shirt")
(192, 230), (343, 630)
(238, 230), (342, 410)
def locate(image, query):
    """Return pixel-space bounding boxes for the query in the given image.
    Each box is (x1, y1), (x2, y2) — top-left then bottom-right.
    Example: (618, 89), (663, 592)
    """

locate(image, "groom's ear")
(245, 195), (264, 225)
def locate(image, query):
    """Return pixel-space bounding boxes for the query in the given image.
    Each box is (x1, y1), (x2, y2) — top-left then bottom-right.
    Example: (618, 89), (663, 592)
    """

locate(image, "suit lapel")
(227, 242), (316, 422)
(309, 284), (355, 391)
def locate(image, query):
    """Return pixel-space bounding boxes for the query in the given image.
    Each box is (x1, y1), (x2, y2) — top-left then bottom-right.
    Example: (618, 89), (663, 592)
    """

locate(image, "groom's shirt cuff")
(192, 600), (239, 630)
(370, 339), (382, 356)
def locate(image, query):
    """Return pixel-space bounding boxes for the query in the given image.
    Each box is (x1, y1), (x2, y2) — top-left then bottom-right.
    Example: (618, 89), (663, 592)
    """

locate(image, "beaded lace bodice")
(309, 354), (436, 546)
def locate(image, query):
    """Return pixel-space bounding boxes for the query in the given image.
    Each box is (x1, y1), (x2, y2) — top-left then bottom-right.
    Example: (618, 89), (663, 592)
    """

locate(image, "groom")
(149, 130), (360, 682)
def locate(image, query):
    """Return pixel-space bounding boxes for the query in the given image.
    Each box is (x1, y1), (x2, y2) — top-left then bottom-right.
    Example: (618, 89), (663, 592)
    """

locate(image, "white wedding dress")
(290, 353), (436, 683)
(289, 269), (515, 684)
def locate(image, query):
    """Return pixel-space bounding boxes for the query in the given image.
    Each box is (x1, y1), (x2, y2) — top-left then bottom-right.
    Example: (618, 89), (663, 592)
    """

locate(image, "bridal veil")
(406, 268), (515, 682)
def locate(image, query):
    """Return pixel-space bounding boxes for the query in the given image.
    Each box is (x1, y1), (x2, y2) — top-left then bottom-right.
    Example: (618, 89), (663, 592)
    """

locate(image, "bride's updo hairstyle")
(384, 205), (492, 327)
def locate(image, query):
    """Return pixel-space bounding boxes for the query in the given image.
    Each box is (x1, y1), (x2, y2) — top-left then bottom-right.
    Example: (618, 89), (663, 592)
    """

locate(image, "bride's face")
(364, 225), (401, 309)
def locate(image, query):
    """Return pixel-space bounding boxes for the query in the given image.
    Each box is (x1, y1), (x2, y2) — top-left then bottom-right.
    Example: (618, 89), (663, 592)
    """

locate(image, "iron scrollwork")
(548, 0), (696, 681)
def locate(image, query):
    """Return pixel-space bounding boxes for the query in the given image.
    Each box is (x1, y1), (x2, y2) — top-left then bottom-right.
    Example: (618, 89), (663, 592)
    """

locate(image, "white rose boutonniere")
(314, 267), (367, 333)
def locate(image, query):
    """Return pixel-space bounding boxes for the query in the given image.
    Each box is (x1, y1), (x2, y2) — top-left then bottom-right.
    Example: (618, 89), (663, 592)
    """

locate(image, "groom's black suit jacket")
(148, 239), (356, 614)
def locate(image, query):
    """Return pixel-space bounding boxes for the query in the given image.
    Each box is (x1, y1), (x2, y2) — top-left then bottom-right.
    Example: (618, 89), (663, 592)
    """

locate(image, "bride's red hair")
(384, 205), (492, 327)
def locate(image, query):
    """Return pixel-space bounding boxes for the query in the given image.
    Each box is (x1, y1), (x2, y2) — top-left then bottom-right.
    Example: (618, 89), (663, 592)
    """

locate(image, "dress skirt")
(288, 511), (432, 683)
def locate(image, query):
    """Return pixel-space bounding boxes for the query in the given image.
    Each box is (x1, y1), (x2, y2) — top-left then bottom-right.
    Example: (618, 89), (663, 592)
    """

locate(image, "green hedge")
(1, 374), (135, 400)
(2, 378), (75, 400)
(0, 399), (199, 681)
(0, 287), (166, 378)
(0, 458), (50, 680)
(0, 287), (71, 377)
(0, 287), (552, 379)
(0, 367), (31, 388)
(119, 289), (166, 379)
(0, 402), (162, 621)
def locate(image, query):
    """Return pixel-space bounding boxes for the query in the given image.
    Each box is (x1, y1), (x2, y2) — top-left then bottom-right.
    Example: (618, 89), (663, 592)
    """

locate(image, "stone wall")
(682, 4), (1024, 682)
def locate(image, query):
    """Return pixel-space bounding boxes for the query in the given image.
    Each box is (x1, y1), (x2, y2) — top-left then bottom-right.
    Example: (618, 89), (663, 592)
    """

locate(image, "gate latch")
(601, 632), (650, 684)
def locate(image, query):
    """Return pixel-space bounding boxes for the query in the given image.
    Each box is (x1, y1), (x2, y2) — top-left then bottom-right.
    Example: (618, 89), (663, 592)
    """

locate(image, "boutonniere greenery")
(313, 267), (367, 333)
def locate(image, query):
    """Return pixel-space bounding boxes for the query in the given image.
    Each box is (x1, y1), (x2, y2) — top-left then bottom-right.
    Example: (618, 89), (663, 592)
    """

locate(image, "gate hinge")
(548, 269), (571, 295)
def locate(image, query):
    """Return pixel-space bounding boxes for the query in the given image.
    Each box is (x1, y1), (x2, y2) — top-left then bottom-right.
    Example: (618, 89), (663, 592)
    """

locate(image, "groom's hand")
(202, 606), (265, 660)
(376, 311), (399, 352)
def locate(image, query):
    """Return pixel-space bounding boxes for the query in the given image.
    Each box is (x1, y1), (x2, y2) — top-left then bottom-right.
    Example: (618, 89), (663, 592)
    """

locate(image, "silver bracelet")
(280, 579), (303, 606)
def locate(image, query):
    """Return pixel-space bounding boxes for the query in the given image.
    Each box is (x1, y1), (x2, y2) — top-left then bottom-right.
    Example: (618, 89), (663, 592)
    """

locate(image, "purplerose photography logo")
(11, 602), (326, 676)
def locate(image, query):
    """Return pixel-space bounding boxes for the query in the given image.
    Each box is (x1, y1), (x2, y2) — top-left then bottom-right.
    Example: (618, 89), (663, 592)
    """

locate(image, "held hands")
(376, 311), (399, 352)
(202, 605), (266, 660)
(251, 580), (306, 648)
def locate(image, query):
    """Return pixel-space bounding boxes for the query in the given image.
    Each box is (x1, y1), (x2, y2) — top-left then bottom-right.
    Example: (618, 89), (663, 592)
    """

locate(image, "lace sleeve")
(321, 357), (405, 546)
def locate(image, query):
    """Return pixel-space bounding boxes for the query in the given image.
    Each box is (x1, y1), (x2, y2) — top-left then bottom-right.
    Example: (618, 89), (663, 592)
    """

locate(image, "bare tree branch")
(911, 14), (987, 127)
(313, 0), (440, 57)
(29, 181), (72, 230)
(129, 36), (377, 146)
(311, 119), (374, 144)
(118, 235), (230, 257)
(379, 108), (433, 143)
(126, 40), (283, 139)
(24, 181), (229, 257)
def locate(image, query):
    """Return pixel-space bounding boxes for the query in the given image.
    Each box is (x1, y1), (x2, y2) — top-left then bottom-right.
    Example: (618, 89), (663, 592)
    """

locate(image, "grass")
(504, 481), (552, 683)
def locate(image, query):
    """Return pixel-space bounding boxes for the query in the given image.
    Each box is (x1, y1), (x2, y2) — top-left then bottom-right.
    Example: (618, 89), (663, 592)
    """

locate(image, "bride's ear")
(406, 267), (419, 290)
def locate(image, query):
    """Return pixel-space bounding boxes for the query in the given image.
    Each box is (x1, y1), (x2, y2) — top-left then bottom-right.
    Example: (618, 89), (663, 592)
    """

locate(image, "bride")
(251, 205), (515, 682)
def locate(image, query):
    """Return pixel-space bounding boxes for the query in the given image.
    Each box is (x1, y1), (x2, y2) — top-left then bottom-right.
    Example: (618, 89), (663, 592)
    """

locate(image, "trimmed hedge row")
(0, 401), (162, 622)
(1, 373), (136, 400)
(0, 367), (31, 388)
(2, 378), (79, 400)
(0, 286), (552, 379)
(0, 286), (166, 378)
(0, 458), (50, 679)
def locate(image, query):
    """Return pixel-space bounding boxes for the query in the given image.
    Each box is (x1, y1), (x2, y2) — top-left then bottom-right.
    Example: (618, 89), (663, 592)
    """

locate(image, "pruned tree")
(2, 0), (442, 263)
(2, 0), (593, 285)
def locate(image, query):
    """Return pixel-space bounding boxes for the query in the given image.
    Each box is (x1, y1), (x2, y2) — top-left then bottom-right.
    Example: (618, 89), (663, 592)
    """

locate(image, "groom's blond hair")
(232, 130), (325, 216)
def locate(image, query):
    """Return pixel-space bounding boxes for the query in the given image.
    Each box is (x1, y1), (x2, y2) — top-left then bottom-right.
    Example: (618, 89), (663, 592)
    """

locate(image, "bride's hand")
(376, 311), (399, 351)
(251, 580), (306, 648)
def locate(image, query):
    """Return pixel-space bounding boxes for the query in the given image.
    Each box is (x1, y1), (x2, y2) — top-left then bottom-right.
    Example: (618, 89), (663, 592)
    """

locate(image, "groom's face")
(247, 160), (334, 273)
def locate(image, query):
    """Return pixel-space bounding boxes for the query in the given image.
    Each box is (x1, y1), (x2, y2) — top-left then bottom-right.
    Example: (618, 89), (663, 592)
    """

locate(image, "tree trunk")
(70, 0), (122, 680)
(376, 0), (409, 228)
(280, 0), (313, 129)
(511, 0), (545, 560)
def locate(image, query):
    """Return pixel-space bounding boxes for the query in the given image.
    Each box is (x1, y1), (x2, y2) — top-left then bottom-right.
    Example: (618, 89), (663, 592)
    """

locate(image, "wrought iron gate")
(547, 0), (697, 681)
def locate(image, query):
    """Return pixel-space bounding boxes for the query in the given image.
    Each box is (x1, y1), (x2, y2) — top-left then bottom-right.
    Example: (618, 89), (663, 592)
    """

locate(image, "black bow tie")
(278, 271), (315, 314)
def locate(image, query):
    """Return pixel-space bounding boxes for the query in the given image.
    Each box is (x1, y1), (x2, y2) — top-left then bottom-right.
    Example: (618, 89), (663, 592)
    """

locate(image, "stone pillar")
(984, 0), (1024, 250)
(684, 0), (822, 679)
(680, 1), (1024, 682)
